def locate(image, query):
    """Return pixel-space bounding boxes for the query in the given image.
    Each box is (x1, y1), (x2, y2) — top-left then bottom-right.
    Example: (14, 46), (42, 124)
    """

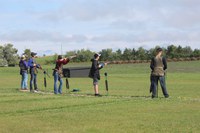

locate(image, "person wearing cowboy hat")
(19, 54), (29, 91)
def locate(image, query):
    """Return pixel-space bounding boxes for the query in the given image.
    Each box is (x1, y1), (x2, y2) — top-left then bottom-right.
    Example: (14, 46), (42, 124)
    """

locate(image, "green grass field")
(0, 61), (200, 133)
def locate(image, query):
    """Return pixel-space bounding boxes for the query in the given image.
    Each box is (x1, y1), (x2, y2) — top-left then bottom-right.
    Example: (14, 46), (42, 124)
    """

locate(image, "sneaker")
(24, 88), (29, 91)
(34, 89), (39, 93)
(95, 94), (102, 97)
(165, 95), (169, 98)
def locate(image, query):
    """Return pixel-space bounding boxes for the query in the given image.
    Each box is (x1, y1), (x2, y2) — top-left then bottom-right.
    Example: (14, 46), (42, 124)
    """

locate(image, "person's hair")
(94, 53), (100, 59)
(156, 48), (163, 53)
(58, 55), (62, 60)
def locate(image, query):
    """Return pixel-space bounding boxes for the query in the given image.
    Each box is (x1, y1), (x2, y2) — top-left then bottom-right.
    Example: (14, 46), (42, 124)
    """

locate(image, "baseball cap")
(156, 48), (163, 53)
(94, 53), (101, 58)
(31, 52), (37, 57)
(21, 54), (26, 59)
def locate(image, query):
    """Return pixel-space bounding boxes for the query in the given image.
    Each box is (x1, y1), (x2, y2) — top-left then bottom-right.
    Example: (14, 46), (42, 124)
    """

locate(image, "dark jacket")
(19, 60), (28, 75)
(28, 57), (40, 74)
(89, 59), (101, 80)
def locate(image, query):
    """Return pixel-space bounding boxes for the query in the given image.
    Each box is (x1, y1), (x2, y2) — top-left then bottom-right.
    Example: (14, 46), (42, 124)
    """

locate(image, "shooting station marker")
(62, 67), (109, 95)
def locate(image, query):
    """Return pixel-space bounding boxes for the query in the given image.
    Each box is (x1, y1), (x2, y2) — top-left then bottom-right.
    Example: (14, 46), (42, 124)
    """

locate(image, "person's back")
(90, 58), (100, 80)
(151, 56), (165, 77)
(150, 48), (169, 98)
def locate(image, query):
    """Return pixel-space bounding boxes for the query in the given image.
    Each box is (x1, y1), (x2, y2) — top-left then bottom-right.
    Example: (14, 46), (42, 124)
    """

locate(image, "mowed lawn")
(0, 61), (199, 133)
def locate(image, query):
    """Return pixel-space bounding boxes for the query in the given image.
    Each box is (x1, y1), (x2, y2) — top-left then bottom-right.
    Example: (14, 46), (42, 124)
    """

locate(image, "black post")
(66, 78), (70, 92)
(156, 78), (159, 98)
(43, 71), (47, 91)
(104, 72), (108, 95)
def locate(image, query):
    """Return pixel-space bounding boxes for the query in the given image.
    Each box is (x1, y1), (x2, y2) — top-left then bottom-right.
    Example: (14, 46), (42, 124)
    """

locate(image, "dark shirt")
(28, 57), (40, 74)
(90, 59), (101, 80)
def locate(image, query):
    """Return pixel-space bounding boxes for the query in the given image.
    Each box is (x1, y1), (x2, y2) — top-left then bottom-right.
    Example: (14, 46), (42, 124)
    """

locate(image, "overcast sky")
(1, 0), (200, 55)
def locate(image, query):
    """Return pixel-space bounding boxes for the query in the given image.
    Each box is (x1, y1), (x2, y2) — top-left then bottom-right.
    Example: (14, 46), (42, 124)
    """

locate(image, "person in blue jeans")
(19, 55), (28, 91)
(150, 48), (169, 98)
(53, 55), (76, 94)
(28, 52), (41, 92)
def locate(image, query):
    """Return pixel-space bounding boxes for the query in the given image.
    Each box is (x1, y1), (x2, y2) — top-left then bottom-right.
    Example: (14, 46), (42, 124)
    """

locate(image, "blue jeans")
(152, 76), (169, 97)
(54, 72), (63, 94)
(21, 72), (28, 89)
(30, 73), (38, 90)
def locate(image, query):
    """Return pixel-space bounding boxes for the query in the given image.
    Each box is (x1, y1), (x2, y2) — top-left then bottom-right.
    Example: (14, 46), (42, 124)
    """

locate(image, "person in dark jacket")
(90, 53), (107, 96)
(19, 55), (28, 91)
(150, 48), (169, 98)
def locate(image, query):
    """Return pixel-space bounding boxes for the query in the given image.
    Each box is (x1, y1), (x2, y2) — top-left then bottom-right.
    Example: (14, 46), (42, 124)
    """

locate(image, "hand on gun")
(69, 54), (77, 60)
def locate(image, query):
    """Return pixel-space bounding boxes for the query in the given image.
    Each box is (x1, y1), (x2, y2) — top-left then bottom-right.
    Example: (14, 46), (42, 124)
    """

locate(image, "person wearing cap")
(89, 53), (107, 96)
(150, 48), (169, 98)
(53, 55), (76, 94)
(19, 54), (28, 91)
(28, 52), (41, 92)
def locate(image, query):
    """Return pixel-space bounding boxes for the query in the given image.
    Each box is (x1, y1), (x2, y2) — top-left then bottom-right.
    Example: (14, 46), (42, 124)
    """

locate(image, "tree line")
(0, 44), (200, 66)
(65, 45), (200, 63)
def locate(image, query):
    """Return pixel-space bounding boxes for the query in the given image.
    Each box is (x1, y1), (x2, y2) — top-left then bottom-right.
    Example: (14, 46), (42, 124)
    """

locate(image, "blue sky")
(1, 0), (200, 55)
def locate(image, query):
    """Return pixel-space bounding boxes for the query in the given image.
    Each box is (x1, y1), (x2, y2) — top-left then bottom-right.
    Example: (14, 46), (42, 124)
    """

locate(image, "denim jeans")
(21, 72), (28, 89)
(151, 76), (169, 97)
(54, 72), (63, 94)
(30, 73), (38, 90)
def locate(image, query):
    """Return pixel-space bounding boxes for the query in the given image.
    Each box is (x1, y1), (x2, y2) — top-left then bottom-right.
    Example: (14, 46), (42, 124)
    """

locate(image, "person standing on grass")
(53, 55), (76, 94)
(89, 53), (107, 97)
(19, 54), (28, 91)
(28, 52), (41, 93)
(150, 48), (169, 98)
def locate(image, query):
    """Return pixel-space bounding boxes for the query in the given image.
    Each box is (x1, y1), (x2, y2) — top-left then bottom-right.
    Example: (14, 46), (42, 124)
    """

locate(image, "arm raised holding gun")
(53, 54), (77, 94)
(89, 53), (108, 97)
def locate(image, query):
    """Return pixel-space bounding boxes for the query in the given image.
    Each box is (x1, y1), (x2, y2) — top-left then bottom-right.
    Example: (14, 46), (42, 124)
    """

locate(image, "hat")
(94, 53), (101, 59)
(31, 52), (37, 57)
(156, 48), (163, 53)
(21, 55), (26, 60)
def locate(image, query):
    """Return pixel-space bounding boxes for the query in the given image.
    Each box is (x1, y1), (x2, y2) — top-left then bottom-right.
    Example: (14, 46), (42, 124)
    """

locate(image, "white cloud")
(1, 0), (200, 55)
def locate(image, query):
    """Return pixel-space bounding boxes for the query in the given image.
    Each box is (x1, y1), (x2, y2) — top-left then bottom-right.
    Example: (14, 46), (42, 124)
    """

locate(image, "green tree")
(2, 44), (18, 66)
(24, 49), (31, 59)
(192, 49), (200, 57)
(113, 49), (122, 61)
(122, 48), (132, 60)
(77, 49), (94, 62)
(99, 49), (113, 61)
(136, 47), (147, 60)
(0, 46), (8, 66)
(182, 46), (192, 58)
(166, 45), (177, 58)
